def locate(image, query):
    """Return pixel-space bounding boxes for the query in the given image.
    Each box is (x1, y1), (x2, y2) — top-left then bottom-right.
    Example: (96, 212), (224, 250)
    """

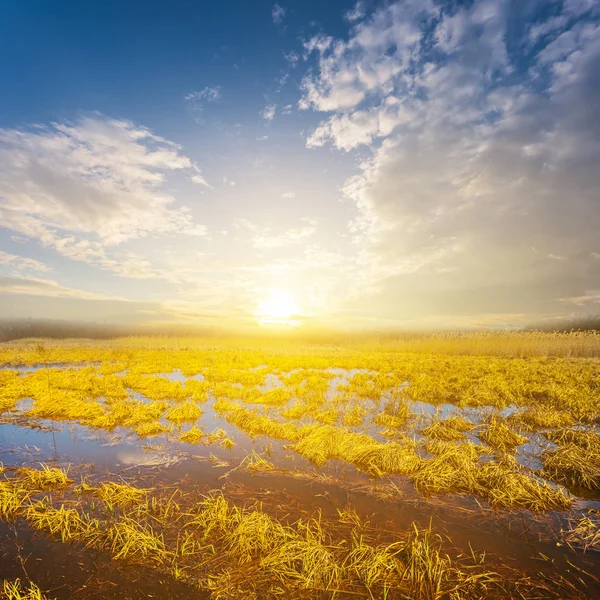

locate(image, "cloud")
(0, 251), (51, 274)
(184, 86), (222, 111)
(345, 2), (366, 23)
(272, 4), (286, 25)
(234, 217), (316, 249)
(262, 104), (277, 121)
(299, 0), (600, 323)
(283, 51), (299, 67)
(0, 115), (208, 249)
(281, 191), (296, 198)
(0, 275), (126, 301)
(0, 275), (198, 324)
(47, 236), (177, 280)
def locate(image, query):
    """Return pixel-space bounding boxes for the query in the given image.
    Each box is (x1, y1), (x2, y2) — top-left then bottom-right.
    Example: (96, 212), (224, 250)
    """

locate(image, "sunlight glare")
(256, 289), (300, 326)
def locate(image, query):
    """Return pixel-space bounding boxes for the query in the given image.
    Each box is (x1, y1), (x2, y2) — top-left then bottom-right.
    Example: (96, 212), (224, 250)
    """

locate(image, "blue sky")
(1, 0), (600, 329)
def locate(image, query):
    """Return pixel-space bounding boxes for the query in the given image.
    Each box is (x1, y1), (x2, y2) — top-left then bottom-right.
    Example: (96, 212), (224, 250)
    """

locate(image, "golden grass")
(292, 425), (421, 476)
(17, 464), (73, 490)
(178, 425), (205, 444)
(0, 336), (597, 519)
(412, 443), (571, 511)
(341, 404), (367, 426)
(242, 451), (275, 473)
(421, 416), (474, 441)
(135, 421), (171, 438)
(0, 468), (571, 598)
(0, 480), (30, 520)
(543, 443), (600, 490)
(1, 580), (53, 600)
(107, 516), (167, 562)
(545, 428), (600, 451)
(26, 501), (99, 543)
(478, 457), (572, 511)
(510, 407), (575, 431)
(563, 516), (600, 552)
(165, 401), (203, 423)
(95, 481), (152, 509)
(478, 417), (528, 450)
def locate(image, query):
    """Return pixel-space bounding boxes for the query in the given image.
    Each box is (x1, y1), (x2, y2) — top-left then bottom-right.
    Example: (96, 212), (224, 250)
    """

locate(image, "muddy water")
(1, 366), (600, 598)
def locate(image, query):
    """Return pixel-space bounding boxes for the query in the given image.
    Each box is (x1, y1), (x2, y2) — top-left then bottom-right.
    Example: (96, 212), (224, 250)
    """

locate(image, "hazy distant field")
(0, 332), (599, 599)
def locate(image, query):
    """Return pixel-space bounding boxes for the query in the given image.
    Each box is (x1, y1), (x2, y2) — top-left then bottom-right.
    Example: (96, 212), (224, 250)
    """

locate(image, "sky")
(1, 0), (599, 330)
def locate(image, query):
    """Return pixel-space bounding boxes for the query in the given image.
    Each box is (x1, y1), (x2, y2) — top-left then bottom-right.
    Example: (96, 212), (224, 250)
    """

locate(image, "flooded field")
(0, 335), (599, 599)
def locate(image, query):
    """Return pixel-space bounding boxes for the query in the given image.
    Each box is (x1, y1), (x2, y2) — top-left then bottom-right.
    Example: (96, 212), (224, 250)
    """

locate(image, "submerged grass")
(563, 516), (600, 552)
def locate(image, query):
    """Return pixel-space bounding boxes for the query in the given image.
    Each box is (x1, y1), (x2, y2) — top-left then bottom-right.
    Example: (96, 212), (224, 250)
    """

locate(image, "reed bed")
(1, 334), (600, 597)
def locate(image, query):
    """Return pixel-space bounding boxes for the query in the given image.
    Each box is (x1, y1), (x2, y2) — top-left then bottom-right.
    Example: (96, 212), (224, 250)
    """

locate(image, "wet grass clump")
(94, 481), (152, 509)
(0, 480), (31, 520)
(543, 444), (600, 491)
(17, 464), (73, 491)
(478, 417), (528, 451)
(421, 416), (474, 441)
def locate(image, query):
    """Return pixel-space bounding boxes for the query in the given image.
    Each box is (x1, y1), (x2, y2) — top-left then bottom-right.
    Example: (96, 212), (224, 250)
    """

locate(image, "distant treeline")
(1, 316), (600, 343)
(0, 319), (220, 342)
(524, 315), (600, 333)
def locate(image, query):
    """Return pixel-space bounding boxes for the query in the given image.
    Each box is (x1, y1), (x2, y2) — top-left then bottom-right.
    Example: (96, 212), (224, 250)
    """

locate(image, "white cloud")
(262, 104), (277, 121)
(298, 0), (600, 322)
(0, 275), (126, 301)
(0, 251), (51, 274)
(281, 191), (296, 198)
(272, 4), (286, 25)
(184, 86), (222, 110)
(0, 116), (208, 247)
(283, 51), (299, 67)
(345, 2), (366, 23)
(234, 217), (316, 248)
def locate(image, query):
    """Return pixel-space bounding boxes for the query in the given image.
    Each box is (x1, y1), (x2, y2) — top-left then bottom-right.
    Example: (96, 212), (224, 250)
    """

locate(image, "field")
(0, 332), (599, 599)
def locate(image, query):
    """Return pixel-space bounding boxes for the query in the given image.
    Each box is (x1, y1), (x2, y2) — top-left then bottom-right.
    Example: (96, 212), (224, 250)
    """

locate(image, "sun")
(255, 289), (300, 326)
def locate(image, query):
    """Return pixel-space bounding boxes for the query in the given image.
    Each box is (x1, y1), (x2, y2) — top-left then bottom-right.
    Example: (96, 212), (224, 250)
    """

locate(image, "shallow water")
(1, 362), (600, 598)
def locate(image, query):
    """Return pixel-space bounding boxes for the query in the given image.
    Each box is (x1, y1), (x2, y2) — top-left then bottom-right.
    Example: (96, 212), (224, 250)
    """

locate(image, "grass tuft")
(2, 579), (53, 600)
(543, 443), (600, 490)
(95, 481), (151, 509)
(478, 417), (528, 450)
(17, 464), (73, 490)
